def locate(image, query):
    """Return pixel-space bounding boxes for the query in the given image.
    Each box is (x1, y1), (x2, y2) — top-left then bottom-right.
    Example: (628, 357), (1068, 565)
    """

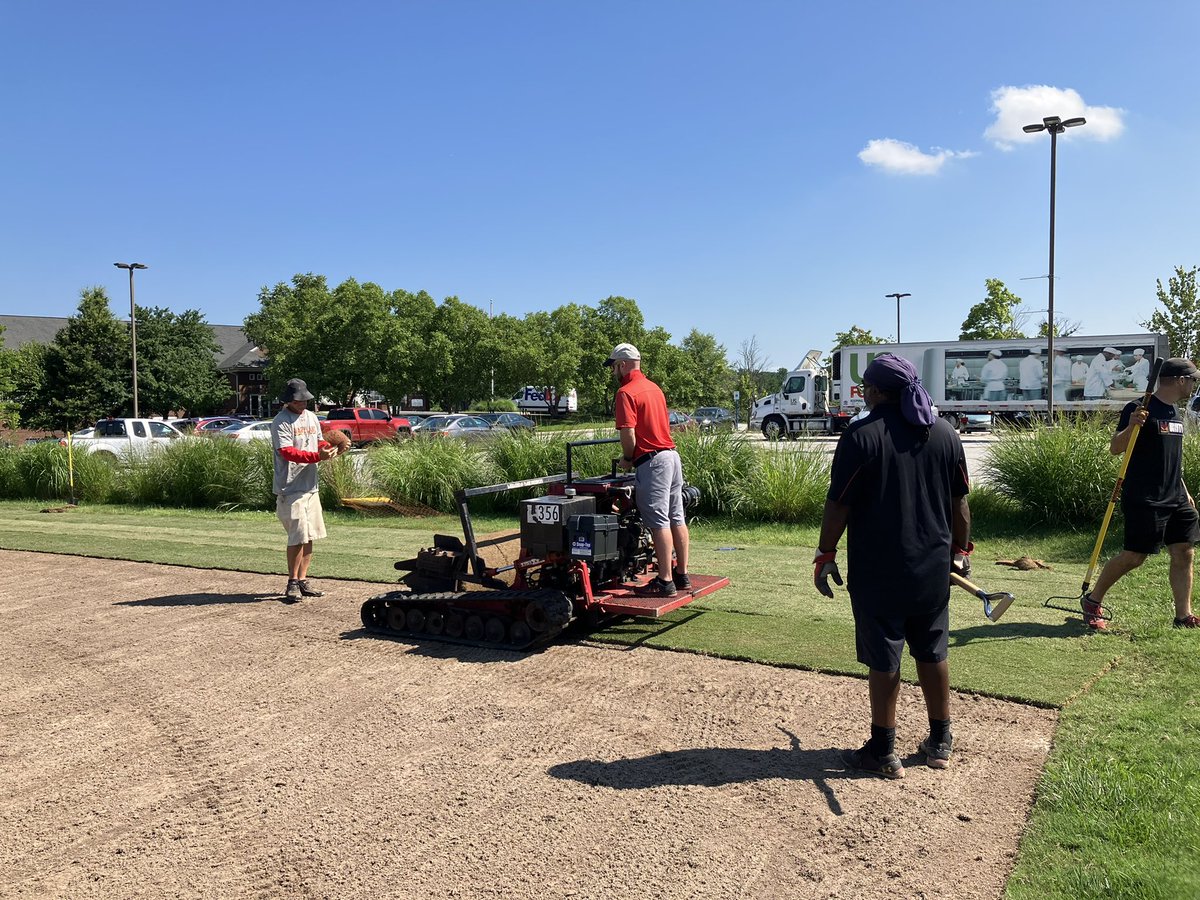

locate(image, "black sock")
(867, 724), (895, 757)
(929, 718), (952, 745)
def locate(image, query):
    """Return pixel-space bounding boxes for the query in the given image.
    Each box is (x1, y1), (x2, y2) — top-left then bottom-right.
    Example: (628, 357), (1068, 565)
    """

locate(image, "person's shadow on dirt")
(549, 727), (849, 814)
(115, 592), (279, 607)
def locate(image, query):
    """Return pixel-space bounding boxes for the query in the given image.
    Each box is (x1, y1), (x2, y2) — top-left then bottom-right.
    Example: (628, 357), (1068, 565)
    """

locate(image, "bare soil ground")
(0, 550), (1056, 900)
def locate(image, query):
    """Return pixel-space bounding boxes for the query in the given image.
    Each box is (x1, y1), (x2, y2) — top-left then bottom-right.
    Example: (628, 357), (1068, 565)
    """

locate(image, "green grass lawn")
(1, 499), (1196, 897)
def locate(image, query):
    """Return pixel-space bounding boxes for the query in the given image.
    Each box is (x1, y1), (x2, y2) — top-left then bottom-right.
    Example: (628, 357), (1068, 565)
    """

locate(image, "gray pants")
(1022, 389), (1044, 400)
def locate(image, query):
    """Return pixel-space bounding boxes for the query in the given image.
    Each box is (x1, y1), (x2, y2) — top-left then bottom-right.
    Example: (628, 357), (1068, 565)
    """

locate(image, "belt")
(633, 450), (664, 467)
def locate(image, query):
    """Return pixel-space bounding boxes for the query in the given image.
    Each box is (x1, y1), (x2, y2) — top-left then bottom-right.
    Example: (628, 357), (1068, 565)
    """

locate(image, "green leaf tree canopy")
(25, 288), (131, 430)
(1142, 265), (1200, 360)
(959, 279), (1027, 340)
(134, 307), (232, 416)
(831, 325), (887, 349)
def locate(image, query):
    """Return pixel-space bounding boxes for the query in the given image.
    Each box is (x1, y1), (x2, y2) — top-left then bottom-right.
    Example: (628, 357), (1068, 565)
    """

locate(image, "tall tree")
(674, 329), (732, 408)
(26, 288), (131, 430)
(0, 324), (15, 428)
(518, 305), (587, 417)
(959, 279), (1027, 340)
(583, 296), (647, 414)
(8, 342), (47, 430)
(423, 296), (494, 411)
(134, 307), (232, 415)
(244, 273), (331, 402)
(735, 335), (777, 405)
(245, 274), (396, 406)
(1142, 265), (1200, 359)
(831, 326), (887, 349)
(379, 289), (440, 406)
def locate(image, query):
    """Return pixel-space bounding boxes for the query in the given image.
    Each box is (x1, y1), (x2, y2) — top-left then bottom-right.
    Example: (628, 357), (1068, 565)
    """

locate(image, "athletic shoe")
(673, 570), (692, 590)
(919, 735), (953, 769)
(283, 580), (302, 603)
(1174, 614), (1200, 628)
(841, 743), (904, 780)
(297, 580), (324, 598)
(1081, 593), (1108, 630)
(635, 577), (677, 598)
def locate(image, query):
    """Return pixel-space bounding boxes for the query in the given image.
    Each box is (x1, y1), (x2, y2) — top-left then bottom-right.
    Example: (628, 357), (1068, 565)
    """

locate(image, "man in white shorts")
(270, 378), (338, 602)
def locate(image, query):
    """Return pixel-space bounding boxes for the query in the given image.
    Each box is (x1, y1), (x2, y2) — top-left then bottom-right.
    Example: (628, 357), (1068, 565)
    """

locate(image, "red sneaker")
(1174, 614), (1200, 629)
(1082, 593), (1108, 630)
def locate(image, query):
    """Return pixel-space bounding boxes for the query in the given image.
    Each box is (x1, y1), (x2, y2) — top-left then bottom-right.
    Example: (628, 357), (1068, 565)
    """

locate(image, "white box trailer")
(513, 386), (578, 414)
(752, 334), (1168, 438)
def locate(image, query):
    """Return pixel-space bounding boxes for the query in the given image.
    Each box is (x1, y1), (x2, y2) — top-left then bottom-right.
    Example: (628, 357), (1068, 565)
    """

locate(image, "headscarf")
(863, 354), (936, 427)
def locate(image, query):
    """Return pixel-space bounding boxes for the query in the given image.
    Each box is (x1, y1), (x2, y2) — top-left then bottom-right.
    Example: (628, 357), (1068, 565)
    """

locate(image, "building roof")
(0, 315), (265, 371)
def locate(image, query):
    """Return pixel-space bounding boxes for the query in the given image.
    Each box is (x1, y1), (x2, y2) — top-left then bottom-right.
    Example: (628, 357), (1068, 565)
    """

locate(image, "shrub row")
(4, 420), (1198, 527)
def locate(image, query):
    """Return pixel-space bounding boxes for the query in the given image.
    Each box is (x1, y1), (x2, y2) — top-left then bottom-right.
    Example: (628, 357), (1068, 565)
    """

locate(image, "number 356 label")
(528, 503), (561, 525)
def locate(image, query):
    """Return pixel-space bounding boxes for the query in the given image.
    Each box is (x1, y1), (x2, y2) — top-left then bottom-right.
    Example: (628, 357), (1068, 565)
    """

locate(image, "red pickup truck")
(321, 408), (406, 445)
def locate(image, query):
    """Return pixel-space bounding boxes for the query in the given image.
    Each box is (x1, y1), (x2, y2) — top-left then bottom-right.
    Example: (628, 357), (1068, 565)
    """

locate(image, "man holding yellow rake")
(1083, 358), (1200, 630)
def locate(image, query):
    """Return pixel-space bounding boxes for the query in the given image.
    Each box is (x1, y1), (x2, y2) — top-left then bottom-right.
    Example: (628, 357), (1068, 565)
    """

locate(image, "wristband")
(813, 549), (837, 564)
(953, 541), (974, 556)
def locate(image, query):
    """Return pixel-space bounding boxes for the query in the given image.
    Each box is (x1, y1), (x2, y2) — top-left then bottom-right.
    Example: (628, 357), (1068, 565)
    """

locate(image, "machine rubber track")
(360, 589), (574, 651)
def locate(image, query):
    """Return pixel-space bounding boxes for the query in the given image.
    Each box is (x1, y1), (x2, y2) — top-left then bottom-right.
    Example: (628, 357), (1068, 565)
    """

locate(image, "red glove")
(813, 549), (843, 598)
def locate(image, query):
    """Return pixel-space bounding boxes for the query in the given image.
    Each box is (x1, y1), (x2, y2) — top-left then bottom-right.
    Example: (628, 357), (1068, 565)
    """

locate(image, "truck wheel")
(762, 418), (785, 441)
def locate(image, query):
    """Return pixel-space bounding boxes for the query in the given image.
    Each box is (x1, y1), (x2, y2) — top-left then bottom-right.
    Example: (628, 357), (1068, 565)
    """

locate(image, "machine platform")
(595, 574), (730, 617)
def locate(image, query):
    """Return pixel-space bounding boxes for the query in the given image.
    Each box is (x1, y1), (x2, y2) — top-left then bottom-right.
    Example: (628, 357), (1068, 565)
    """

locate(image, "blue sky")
(3, 1), (1198, 371)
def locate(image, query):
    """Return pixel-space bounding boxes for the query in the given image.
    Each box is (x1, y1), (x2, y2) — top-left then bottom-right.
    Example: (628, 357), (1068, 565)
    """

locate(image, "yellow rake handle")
(1082, 357), (1164, 592)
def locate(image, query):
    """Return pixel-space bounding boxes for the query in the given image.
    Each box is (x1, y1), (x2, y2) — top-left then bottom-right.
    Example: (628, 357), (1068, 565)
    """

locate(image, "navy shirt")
(1118, 397), (1187, 508)
(828, 404), (970, 615)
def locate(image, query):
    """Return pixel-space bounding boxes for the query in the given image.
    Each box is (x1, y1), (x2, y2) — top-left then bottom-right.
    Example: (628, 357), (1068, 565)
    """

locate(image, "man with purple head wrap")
(813, 353), (972, 778)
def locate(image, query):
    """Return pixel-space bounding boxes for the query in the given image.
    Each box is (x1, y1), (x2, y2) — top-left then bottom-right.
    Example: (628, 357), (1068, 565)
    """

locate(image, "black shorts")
(850, 599), (949, 673)
(1122, 502), (1200, 554)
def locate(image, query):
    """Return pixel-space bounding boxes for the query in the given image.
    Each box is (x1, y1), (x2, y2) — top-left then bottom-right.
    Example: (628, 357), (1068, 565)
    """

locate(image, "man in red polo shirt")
(607, 342), (690, 597)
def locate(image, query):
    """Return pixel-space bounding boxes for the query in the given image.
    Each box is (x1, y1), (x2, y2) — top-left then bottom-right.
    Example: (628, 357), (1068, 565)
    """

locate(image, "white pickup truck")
(66, 418), (185, 460)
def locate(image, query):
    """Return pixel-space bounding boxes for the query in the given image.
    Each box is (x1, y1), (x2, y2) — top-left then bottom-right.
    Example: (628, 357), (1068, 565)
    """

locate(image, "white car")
(221, 420), (274, 442)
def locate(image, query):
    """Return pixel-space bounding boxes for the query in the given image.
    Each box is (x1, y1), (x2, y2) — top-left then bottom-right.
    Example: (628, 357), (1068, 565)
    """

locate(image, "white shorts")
(276, 491), (326, 546)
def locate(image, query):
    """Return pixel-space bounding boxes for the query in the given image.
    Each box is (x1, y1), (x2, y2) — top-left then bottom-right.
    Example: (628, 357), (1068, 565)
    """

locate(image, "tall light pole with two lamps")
(1021, 114), (1086, 420)
(114, 262), (148, 418)
(885, 292), (911, 342)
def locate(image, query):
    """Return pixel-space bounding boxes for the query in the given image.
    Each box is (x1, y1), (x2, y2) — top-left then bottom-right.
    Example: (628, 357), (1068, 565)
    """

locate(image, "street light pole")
(489, 299), (495, 409)
(885, 292), (911, 342)
(114, 262), (148, 417)
(1022, 115), (1086, 420)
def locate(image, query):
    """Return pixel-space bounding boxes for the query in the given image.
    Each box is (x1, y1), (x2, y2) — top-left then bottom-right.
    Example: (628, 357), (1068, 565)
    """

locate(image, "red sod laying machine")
(360, 438), (730, 650)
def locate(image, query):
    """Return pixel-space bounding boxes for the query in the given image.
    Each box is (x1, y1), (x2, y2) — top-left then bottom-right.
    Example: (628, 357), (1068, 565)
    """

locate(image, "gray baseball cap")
(605, 342), (641, 366)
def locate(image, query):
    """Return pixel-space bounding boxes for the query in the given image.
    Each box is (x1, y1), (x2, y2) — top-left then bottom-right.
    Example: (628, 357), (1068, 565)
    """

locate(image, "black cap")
(1159, 358), (1199, 378)
(277, 378), (315, 402)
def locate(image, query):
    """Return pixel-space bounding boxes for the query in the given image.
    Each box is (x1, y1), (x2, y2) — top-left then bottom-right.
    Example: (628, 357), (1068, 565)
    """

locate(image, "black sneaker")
(283, 580), (302, 603)
(297, 579), (324, 598)
(636, 577), (678, 598)
(919, 735), (953, 769)
(673, 570), (692, 590)
(841, 742), (904, 779)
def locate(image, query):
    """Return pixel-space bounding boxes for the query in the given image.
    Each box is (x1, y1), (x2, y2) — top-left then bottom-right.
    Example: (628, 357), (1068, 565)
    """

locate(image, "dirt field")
(0, 550), (1057, 900)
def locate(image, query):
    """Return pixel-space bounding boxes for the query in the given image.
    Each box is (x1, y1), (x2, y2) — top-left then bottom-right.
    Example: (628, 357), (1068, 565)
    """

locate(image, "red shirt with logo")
(614, 369), (675, 456)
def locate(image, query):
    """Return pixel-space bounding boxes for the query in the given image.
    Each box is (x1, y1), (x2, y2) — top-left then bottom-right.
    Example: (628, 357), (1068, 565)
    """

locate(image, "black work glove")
(952, 541), (974, 579)
(813, 549), (843, 598)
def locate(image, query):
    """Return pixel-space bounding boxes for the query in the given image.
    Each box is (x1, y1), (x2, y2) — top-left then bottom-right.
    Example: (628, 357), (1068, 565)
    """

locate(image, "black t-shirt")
(1118, 396), (1187, 508)
(827, 404), (970, 615)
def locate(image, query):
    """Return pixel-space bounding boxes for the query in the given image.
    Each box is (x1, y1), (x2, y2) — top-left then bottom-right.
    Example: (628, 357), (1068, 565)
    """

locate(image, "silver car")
(413, 414), (497, 441)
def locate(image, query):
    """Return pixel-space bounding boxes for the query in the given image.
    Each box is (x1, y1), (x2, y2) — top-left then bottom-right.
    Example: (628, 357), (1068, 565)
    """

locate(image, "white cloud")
(857, 139), (976, 176)
(985, 85), (1125, 150)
